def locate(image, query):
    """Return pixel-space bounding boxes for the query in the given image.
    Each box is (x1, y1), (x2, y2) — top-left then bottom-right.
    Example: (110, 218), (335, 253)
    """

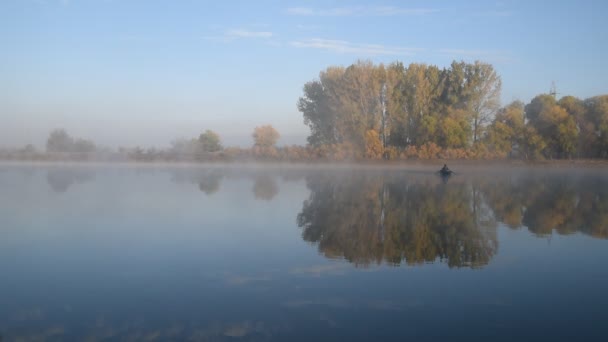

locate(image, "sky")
(1, 0), (607, 149)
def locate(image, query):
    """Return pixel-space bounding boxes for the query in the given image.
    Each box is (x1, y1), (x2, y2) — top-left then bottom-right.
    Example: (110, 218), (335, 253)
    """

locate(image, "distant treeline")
(2, 60), (607, 162)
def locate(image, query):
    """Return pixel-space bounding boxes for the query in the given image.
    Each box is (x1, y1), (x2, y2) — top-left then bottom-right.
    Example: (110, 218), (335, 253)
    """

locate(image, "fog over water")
(1, 163), (607, 341)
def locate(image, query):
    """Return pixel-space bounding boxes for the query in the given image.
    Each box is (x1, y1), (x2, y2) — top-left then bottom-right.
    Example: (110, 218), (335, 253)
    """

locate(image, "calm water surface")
(0, 164), (607, 341)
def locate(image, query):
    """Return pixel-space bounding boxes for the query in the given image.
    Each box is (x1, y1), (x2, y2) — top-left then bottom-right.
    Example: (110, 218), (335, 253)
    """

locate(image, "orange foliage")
(417, 142), (441, 159)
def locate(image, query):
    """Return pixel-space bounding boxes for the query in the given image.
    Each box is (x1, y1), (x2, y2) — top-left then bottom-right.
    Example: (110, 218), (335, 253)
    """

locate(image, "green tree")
(584, 95), (608, 158)
(298, 80), (336, 146)
(46, 129), (74, 153)
(198, 130), (222, 153)
(72, 138), (96, 153)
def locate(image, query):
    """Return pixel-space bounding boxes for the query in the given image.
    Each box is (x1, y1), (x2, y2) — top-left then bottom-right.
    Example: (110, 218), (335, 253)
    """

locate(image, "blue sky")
(1, 0), (607, 148)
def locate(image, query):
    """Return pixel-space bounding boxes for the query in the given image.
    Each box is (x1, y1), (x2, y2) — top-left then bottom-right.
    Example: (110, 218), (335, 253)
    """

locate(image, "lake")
(0, 163), (607, 341)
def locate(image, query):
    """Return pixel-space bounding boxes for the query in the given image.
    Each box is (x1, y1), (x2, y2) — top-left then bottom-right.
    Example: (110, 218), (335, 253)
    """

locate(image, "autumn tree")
(486, 101), (525, 156)
(252, 125), (280, 147)
(398, 63), (444, 147)
(297, 59), (607, 160)
(466, 61), (502, 143)
(525, 95), (578, 158)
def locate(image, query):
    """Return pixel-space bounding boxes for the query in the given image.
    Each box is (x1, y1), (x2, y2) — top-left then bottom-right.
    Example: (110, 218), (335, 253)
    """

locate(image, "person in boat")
(440, 164), (450, 173)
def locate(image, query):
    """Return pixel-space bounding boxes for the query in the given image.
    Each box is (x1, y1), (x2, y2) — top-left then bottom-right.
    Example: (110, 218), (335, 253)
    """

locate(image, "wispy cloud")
(291, 38), (422, 56)
(437, 48), (514, 63)
(226, 29), (273, 39)
(204, 29), (273, 43)
(286, 6), (438, 17)
(296, 24), (322, 31)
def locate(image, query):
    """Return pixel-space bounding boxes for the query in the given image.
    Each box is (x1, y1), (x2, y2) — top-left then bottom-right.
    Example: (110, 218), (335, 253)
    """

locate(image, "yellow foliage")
(364, 130), (384, 159)
(385, 146), (400, 160)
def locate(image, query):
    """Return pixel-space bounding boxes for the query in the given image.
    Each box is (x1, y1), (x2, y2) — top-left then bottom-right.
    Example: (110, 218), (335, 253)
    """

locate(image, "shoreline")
(2, 158), (608, 170)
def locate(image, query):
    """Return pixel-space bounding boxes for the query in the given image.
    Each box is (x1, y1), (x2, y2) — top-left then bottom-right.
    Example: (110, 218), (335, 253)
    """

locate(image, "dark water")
(1, 164), (607, 341)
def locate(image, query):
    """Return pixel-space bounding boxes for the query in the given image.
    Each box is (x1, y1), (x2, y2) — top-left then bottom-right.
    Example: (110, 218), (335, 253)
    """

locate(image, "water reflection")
(480, 175), (608, 238)
(297, 170), (608, 268)
(2, 165), (608, 341)
(171, 169), (224, 195)
(170, 168), (291, 200)
(46, 168), (95, 193)
(252, 175), (279, 201)
(297, 173), (498, 268)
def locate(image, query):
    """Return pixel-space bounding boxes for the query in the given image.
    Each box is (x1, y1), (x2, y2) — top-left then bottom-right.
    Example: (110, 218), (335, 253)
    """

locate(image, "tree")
(397, 64), (444, 147)
(365, 130), (383, 159)
(437, 107), (471, 149)
(584, 95), (608, 158)
(252, 125), (280, 147)
(296, 60), (509, 159)
(298, 80), (336, 146)
(72, 138), (96, 153)
(486, 101), (525, 156)
(559, 96), (590, 157)
(198, 130), (222, 153)
(541, 104), (578, 158)
(46, 129), (74, 153)
(525, 94), (578, 158)
(466, 61), (502, 143)
(525, 94), (556, 123)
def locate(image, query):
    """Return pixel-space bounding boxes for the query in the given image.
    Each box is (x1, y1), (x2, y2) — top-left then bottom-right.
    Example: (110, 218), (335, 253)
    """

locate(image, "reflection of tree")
(171, 170), (223, 195)
(297, 174), (498, 268)
(479, 174), (608, 239)
(521, 177), (579, 236)
(479, 177), (528, 229)
(252, 176), (279, 201)
(46, 169), (95, 193)
(198, 173), (222, 195)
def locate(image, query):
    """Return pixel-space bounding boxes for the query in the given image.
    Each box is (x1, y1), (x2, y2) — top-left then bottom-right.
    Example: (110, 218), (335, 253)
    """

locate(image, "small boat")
(439, 169), (453, 177)
(437, 164), (454, 177)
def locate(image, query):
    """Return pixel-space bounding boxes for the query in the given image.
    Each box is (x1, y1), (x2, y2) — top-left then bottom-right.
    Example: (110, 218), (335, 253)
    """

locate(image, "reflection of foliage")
(298, 171), (608, 268)
(46, 169), (95, 193)
(198, 173), (222, 195)
(252, 176), (279, 201)
(481, 174), (608, 239)
(171, 170), (223, 196)
(297, 173), (498, 268)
